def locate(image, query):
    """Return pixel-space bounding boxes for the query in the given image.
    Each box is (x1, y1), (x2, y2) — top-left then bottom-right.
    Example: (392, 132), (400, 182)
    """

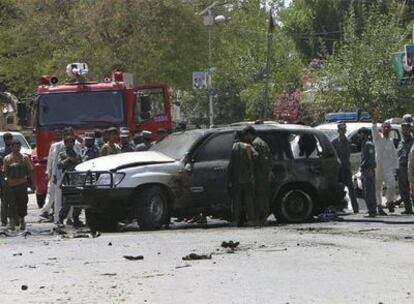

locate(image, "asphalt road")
(1, 195), (414, 304)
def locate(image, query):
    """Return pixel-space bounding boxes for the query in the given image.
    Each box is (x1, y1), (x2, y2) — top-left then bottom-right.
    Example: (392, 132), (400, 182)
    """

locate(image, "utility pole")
(199, 1), (225, 128)
(262, 10), (274, 119)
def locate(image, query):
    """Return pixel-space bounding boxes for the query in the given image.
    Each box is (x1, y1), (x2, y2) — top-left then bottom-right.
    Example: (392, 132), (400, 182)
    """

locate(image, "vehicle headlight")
(95, 173), (125, 186)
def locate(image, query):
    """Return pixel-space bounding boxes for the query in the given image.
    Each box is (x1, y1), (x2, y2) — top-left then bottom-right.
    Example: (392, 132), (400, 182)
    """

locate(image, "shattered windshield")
(151, 130), (204, 160)
(38, 90), (124, 127)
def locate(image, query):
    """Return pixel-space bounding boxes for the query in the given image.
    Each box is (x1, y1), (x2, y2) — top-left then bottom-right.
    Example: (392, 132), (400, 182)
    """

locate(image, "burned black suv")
(62, 124), (345, 230)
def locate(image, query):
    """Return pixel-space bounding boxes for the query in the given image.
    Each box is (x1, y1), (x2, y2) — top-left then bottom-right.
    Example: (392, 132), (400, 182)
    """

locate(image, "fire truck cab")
(29, 63), (172, 207)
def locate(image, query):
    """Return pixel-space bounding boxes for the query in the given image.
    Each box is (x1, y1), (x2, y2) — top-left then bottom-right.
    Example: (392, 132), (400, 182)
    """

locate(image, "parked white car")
(0, 131), (32, 156)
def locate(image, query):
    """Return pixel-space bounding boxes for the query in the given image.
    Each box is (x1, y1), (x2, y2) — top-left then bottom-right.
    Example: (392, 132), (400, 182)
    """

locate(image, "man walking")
(0, 132), (13, 226)
(243, 125), (272, 225)
(332, 122), (359, 213)
(229, 130), (257, 226)
(3, 140), (33, 230)
(397, 123), (414, 214)
(372, 113), (398, 215)
(359, 127), (377, 217)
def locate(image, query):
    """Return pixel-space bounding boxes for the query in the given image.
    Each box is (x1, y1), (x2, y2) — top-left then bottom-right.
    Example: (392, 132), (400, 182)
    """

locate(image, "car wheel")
(85, 210), (118, 232)
(36, 193), (46, 209)
(276, 189), (314, 223)
(136, 186), (168, 230)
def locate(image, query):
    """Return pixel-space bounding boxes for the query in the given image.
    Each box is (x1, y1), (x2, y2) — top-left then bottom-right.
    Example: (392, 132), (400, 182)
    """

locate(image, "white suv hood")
(76, 151), (174, 171)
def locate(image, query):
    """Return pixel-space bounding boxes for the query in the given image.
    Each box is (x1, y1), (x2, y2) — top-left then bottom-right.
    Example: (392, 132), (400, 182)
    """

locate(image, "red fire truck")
(28, 63), (172, 207)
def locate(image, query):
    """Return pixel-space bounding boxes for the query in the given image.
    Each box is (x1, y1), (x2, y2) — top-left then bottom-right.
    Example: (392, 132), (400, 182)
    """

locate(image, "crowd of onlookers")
(0, 126), (169, 231)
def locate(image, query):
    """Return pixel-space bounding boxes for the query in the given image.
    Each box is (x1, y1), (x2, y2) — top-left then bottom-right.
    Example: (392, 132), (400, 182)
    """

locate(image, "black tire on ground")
(85, 209), (118, 232)
(136, 185), (169, 230)
(36, 193), (46, 209)
(275, 189), (314, 223)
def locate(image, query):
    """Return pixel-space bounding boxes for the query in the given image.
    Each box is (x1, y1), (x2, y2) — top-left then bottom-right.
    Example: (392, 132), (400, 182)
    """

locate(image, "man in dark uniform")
(133, 132), (143, 146)
(136, 131), (152, 151)
(359, 127), (377, 217)
(81, 132), (100, 162)
(396, 123), (414, 214)
(0, 132), (13, 226)
(243, 125), (272, 225)
(57, 135), (82, 227)
(229, 130), (257, 226)
(120, 130), (135, 153)
(332, 122), (359, 213)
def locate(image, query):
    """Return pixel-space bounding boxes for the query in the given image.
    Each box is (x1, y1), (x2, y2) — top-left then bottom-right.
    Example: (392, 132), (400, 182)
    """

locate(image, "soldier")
(3, 140), (33, 230)
(372, 113), (398, 215)
(57, 135), (82, 227)
(359, 127), (377, 217)
(243, 125), (272, 225)
(135, 131), (153, 151)
(396, 123), (414, 214)
(133, 132), (143, 146)
(81, 132), (100, 162)
(100, 127), (121, 156)
(120, 130), (135, 153)
(332, 122), (359, 213)
(229, 130), (257, 226)
(0, 132), (13, 226)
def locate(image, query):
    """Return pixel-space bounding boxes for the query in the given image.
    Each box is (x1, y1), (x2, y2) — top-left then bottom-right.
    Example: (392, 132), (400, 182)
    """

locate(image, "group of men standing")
(332, 113), (414, 217)
(230, 125), (273, 226)
(40, 127), (155, 227)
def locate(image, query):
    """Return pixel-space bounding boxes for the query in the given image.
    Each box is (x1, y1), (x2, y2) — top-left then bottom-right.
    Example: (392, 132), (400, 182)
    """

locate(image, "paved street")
(1, 194), (414, 304)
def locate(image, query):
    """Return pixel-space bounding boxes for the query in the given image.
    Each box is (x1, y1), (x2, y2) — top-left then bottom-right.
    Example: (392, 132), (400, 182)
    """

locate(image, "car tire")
(85, 209), (118, 232)
(136, 185), (168, 230)
(36, 193), (46, 209)
(275, 189), (314, 223)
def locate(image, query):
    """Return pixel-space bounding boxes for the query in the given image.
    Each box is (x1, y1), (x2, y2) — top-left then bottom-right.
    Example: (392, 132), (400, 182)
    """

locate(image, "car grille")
(62, 171), (100, 187)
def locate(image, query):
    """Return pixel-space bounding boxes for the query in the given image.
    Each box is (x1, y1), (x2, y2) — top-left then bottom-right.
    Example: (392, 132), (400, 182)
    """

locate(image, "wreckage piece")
(221, 241), (240, 249)
(123, 255), (144, 261)
(182, 253), (212, 261)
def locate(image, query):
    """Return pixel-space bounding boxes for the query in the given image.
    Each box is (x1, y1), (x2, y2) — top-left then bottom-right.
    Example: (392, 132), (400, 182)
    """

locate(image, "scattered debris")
(404, 236), (413, 240)
(182, 253), (212, 261)
(123, 255), (144, 261)
(39, 286), (45, 289)
(13, 253), (23, 256)
(21, 231), (32, 237)
(221, 241), (240, 249)
(100, 273), (117, 276)
(53, 227), (67, 235)
(21, 285), (28, 291)
(358, 228), (380, 233)
(48, 257), (57, 260)
(108, 242), (112, 246)
(175, 264), (192, 269)
(316, 208), (343, 222)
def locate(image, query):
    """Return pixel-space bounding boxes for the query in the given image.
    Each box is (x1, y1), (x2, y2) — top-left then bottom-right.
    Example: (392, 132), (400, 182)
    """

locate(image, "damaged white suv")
(62, 125), (345, 231)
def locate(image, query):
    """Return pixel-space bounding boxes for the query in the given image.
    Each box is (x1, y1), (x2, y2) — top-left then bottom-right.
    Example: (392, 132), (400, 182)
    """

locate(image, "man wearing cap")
(359, 127), (377, 217)
(81, 132), (100, 162)
(120, 130), (135, 153)
(100, 127), (121, 156)
(332, 122), (359, 213)
(3, 140), (33, 230)
(56, 135), (82, 227)
(397, 123), (414, 214)
(136, 131), (153, 151)
(0, 132), (13, 226)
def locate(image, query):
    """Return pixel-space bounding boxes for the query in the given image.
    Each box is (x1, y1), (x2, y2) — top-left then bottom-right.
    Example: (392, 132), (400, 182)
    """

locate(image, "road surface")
(1, 195), (414, 304)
